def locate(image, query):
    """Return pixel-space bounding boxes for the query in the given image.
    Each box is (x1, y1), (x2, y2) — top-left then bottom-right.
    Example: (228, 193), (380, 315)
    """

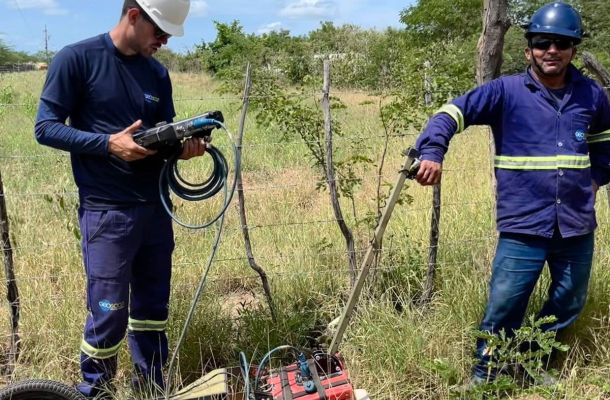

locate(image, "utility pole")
(44, 25), (50, 63)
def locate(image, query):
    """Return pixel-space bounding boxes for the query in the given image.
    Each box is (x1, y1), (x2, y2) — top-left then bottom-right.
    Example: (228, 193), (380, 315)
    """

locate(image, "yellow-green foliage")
(1, 70), (610, 399)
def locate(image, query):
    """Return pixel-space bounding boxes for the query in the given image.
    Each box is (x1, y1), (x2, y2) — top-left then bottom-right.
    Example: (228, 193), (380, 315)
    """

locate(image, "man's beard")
(532, 58), (565, 77)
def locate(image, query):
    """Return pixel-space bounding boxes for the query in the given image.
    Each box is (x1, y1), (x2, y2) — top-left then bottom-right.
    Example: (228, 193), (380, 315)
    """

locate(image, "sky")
(0, 0), (415, 55)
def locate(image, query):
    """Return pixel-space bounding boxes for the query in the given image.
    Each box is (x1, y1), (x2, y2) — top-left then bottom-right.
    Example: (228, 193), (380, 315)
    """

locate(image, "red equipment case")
(264, 352), (354, 400)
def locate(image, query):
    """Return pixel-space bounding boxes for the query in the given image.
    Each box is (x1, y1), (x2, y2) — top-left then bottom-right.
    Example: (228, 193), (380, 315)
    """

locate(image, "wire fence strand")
(3, 70), (610, 391)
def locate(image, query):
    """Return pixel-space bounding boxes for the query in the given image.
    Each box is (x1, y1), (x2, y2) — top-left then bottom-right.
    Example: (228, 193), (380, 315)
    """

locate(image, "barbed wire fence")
(0, 64), (609, 386)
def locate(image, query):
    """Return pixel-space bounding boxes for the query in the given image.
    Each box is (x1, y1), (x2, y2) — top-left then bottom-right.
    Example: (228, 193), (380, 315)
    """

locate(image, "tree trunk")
(582, 51), (610, 94)
(477, 0), (510, 230)
(581, 52), (610, 210)
(476, 0), (510, 85)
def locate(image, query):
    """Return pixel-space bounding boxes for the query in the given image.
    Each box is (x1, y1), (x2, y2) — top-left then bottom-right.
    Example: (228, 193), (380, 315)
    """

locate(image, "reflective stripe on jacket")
(415, 66), (610, 238)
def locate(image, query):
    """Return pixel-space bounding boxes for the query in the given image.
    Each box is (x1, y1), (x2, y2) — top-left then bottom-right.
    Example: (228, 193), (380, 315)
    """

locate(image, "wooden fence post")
(419, 61), (441, 306)
(322, 60), (357, 286)
(235, 63), (277, 321)
(0, 170), (20, 375)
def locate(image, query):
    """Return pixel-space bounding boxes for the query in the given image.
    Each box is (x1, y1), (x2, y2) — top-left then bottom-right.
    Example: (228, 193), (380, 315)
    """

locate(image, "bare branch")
(235, 64), (276, 321)
(321, 60), (357, 285)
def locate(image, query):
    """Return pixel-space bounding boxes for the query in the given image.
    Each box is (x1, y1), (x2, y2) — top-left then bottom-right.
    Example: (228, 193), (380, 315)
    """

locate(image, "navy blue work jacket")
(415, 66), (610, 238)
(35, 33), (176, 210)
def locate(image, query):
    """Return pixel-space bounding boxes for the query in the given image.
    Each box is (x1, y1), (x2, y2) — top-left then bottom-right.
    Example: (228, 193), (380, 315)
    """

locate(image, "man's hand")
(108, 120), (157, 161)
(179, 137), (207, 160)
(415, 160), (442, 186)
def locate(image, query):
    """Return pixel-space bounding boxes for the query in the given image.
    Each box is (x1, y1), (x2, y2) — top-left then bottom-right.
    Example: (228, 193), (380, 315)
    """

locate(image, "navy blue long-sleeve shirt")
(35, 33), (175, 210)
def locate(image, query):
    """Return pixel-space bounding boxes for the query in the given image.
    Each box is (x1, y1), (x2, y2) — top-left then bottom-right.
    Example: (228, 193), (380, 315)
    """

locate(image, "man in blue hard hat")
(414, 1), (610, 385)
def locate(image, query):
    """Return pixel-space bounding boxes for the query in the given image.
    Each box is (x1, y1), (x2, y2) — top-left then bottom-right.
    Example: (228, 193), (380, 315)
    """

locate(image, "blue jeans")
(473, 231), (594, 379)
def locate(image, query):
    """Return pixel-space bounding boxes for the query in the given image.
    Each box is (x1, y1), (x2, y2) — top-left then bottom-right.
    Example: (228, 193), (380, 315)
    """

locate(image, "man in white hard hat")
(34, 0), (196, 397)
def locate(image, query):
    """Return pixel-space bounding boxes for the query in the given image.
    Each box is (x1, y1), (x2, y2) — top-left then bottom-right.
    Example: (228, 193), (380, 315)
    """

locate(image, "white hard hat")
(135, 0), (190, 37)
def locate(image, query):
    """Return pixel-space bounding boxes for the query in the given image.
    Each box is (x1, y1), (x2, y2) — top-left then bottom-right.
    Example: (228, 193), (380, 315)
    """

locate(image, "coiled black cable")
(158, 122), (239, 229)
(165, 145), (228, 202)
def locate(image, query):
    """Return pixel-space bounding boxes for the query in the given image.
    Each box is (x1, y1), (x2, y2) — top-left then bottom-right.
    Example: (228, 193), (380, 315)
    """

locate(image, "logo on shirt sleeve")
(144, 93), (160, 104)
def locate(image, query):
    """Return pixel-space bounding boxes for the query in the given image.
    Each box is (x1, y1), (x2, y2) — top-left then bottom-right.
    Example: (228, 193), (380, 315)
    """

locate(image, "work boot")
(76, 381), (115, 400)
(451, 374), (489, 397)
(523, 369), (559, 387)
(462, 375), (488, 389)
(130, 372), (165, 400)
(539, 370), (558, 386)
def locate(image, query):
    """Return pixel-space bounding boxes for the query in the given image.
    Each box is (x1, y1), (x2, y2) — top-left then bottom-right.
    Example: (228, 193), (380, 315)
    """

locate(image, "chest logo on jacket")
(574, 129), (586, 142)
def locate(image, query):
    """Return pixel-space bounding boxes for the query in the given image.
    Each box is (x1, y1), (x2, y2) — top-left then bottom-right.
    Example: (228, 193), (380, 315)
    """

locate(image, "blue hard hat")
(525, 2), (583, 44)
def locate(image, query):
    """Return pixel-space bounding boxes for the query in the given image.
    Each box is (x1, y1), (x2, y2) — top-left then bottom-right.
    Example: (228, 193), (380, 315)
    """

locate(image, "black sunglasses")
(529, 37), (574, 51)
(138, 9), (171, 39)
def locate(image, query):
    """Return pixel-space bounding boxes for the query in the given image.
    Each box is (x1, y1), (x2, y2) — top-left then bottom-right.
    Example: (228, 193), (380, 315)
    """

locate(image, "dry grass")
(1, 70), (610, 399)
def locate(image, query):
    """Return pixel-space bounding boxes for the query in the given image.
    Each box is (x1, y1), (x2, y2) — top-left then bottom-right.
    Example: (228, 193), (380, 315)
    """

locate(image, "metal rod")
(329, 150), (418, 354)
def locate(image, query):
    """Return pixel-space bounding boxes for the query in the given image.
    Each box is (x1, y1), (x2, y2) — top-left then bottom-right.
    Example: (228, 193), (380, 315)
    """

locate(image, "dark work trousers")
(473, 231), (594, 379)
(76, 204), (174, 398)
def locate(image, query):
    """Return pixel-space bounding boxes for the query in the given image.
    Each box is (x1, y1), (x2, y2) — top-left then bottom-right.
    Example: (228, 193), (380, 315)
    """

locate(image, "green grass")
(2, 70), (610, 399)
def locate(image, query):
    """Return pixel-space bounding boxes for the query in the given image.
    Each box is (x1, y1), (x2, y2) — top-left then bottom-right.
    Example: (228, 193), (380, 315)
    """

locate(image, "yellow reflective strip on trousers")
(586, 130), (610, 144)
(494, 155), (590, 170)
(128, 317), (167, 332)
(435, 104), (464, 133)
(80, 339), (122, 359)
